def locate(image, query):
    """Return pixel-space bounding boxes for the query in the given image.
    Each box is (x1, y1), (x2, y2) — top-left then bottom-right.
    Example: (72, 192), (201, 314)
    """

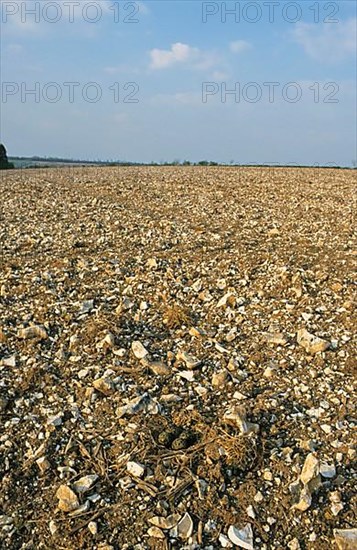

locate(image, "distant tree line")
(0, 144), (15, 170)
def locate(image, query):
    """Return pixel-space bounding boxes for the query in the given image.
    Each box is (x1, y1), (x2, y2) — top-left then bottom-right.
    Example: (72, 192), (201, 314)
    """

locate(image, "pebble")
(225, 329), (237, 342)
(189, 327), (205, 338)
(36, 456), (50, 473)
(93, 377), (115, 396)
(149, 513), (181, 530)
(215, 342), (230, 354)
(320, 461), (336, 478)
(228, 524), (254, 550)
(98, 332), (116, 349)
(330, 491), (344, 516)
(334, 529), (357, 550)
(147, 526), (165, 539)
(73, 474), (98, 494)
(0, 515), (13, 527)
(292, 486), (312, 512)
(217, 293), (235, 308)
(1, 355), (16, 368)
(177, 351), (201, 369)
(217, 278), (227, 290)
(177, 512), (194, 539)
(88, 521), (98, 535)
(56, 484), (80, 512)
(117, 393), (160, 417)
(143, 359), (171, 376)
(212, 370), (229, 388)
(246, 505), (256, 519)
(131, 341), (149, 359)
(49, 520), (57, 535)
(146, 258), (157, 269)
(195, 478), (208, 500)
(69, 501), (90, 517)
(297, 329), (330, 354)
(127, 461), (145, 478)
(263, 366), (275, 378)
(47, 414), (63, 427)
(177, 370), (195, 382)
(17, 325), (47, 340)
(300, 453), (320, 486)
(0, 397), (9, 412)
(321, 424), (332, 434)
(223, 406), (259, 435)
(79, 300), (94, 314)
(219, 533), (233, 547)
(263, 332), (288, 346)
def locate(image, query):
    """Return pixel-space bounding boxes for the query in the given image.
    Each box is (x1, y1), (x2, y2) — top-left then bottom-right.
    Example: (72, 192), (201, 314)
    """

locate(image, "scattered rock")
(93, 377), (115, 396)
(72, 475), (98, 494)
(142, 358), (171, 376)
(116, 392), (160, 417)
(88, 521), (98, 535)
(1, 166), (355, 549)
(131, 340), (149, 359)
(17, 325), (47, 340)
(263, 332), (288, 346)
(149, 514), (181, 530)
(228, 523), (254, 549)
(177, 512), (194, 539)
(79, 300), (94, 314)
(212, 370), (229, 387)
(334, 529), (357, 550)
(297, 329), (330, 354)
(47, 414), (63, 427)
(56, 485), (80, 512)
(300, 453), (320, 487)
(36, 456), (50, 473)
(223, 406), (259, 435)
(320, 461), (336, 479)
(330, 491), (344, 516)
(147, 526), (165, 539)
(176, 351), (201, 369)
(127, 461), (145, 478)
(1, 355), (16, 367)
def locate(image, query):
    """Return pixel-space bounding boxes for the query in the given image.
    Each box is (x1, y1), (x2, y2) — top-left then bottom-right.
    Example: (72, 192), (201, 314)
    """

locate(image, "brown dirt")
(0, 166), (356, 549)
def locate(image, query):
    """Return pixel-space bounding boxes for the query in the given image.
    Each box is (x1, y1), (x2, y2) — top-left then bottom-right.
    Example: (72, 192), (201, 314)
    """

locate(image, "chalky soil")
(0, 166), (356, 549)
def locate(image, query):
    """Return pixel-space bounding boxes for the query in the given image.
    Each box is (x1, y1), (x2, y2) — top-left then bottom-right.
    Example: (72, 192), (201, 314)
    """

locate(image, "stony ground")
(0, 166), (356, 550)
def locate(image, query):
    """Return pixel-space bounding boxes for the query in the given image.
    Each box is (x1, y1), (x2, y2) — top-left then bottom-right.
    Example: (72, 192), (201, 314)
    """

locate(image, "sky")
(0, 0), (356, 165)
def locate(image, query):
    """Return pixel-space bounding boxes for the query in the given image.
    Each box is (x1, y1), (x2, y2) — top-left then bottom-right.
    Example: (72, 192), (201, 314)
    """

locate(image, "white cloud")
(292, 18), (357, 63)
(149, 42), (220, 71)
(212, 71), (229, 80)
(149, 42), (199, 69)
(229, 40), (252, 54)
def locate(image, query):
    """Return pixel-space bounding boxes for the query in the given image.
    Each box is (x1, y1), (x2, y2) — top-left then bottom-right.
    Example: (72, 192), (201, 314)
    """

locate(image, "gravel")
(0, 166), (356, 549)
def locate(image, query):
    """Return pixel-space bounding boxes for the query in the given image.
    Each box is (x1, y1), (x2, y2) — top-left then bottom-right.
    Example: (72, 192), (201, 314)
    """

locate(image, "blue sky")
(1, 0), (356, 164)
